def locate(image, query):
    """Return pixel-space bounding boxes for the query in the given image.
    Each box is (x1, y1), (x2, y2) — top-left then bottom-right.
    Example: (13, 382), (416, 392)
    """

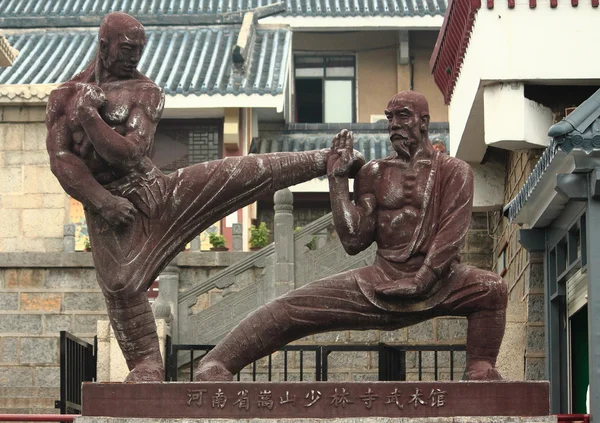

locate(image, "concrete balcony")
(484, 83), (553, 151)
(437, 0), (600, 163)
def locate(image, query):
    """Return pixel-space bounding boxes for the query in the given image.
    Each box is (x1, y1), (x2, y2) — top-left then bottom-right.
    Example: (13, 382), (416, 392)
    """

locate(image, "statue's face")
(100, 29), (145, 79)
(385, 95), (429, 158)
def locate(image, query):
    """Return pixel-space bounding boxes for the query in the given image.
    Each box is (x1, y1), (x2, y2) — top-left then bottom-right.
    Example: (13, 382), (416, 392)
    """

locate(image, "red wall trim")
(429, 0), (481, 104)
(430, 0), (597, 105)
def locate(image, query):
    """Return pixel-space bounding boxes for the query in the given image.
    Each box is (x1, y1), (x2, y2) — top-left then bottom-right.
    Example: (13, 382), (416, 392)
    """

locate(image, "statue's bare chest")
(377, 163), (431, 209)
(99, 86), (134, 126)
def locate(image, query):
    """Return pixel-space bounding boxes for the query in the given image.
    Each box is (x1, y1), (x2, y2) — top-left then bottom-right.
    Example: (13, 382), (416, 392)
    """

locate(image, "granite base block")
(75, 417), (557, 423)
(82, 381), (550, 419)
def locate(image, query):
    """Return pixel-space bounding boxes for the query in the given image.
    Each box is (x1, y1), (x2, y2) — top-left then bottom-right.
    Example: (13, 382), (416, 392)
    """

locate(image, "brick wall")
(490, 149), (546, 380)
(0, 263), (101, 414)
(0, 106), (67, 253)
(0, 253), (246, 414)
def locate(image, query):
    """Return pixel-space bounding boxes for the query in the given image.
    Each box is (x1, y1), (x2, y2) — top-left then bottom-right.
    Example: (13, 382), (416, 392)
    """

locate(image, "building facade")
(430, 0), (600, 417)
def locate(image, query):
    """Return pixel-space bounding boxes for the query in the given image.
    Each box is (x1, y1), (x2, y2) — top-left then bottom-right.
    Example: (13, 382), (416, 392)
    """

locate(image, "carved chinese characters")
(185, 385), (446, 413)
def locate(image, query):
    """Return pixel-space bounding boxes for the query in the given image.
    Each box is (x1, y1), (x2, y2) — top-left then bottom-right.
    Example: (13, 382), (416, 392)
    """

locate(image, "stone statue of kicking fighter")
(45, 12), (353, 381)
(196, 91), (508, 381)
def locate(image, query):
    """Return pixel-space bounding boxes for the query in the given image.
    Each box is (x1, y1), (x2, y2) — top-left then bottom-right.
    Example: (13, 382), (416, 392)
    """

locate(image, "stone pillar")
(152, 260), (180, 344)
(190, 237), (200, 252)
(96, 319), (170, 382)
(232, 223), (243, 251)
(315, 228), (328, 250)
(271, 188), (294, 302)
(63, 224), (75, 252)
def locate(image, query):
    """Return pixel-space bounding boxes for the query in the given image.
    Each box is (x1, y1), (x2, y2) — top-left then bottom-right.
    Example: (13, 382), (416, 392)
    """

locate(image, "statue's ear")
(421, 114), (430, 131)
(99, 39), (108, 59)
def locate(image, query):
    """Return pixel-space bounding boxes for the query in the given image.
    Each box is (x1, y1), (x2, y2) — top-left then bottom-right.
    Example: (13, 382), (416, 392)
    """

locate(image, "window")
(152, 120), (223, 173)
(294, 56), (355, 124)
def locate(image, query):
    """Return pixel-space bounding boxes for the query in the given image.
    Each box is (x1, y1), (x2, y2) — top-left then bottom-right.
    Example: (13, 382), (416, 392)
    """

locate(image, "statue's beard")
(391, 132), (415, 160)
(395, 141), (411, 160)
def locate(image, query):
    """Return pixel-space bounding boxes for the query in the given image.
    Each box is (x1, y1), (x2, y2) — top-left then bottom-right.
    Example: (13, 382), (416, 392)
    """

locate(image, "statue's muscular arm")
(76, 82), (164, 171)
(46, 87), (137, 228)
(328, 130), (374, 255)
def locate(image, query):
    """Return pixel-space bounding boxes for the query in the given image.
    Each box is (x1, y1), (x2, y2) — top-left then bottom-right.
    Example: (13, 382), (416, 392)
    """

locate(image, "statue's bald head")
(97, 12), (146, 79)
(386, 91), (430, 120)
(99, 12), (145, 45)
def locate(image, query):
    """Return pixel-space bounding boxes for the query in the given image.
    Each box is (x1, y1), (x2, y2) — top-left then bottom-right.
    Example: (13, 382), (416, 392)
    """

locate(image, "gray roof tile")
(0, 28), (291, 96)
(0, 0), (446, 26)
(252, 123), (449, 161)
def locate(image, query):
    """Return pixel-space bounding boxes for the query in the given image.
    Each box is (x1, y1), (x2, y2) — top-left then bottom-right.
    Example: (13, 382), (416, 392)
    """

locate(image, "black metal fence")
(56, 331), (96, 414)
(166, 343), (467, 382)
(57, 330), (466, 413)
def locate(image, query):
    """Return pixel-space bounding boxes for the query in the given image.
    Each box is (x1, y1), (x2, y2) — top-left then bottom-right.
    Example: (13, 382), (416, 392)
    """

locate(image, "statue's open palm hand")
(328, 129), (365, 177)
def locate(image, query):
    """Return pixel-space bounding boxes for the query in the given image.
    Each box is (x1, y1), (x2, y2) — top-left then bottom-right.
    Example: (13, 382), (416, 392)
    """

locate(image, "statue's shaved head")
(386, 91), (430, 119)
(99, 12), (145, 45)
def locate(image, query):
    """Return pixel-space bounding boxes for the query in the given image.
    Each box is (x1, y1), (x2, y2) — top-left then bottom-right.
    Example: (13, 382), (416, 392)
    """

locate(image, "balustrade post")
(271, 188), (294, 302)
(232, 223), (243, 251)
(152, 259), (180, 344)
(63, 224), (75, 252)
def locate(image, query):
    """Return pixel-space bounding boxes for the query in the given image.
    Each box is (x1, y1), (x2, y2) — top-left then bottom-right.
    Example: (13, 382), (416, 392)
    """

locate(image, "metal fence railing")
(56, 331), (96, 415)
(165, 343), (467, 382)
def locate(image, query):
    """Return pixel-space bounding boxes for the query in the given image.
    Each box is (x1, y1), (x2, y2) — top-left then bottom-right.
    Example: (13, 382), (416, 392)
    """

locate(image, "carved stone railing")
(178, 189), (377, 345)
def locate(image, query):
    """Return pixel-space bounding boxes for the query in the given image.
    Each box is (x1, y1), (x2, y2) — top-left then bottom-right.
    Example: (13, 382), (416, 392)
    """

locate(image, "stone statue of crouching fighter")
(45, 12), (353, 382)
(196, 91), (508, 381)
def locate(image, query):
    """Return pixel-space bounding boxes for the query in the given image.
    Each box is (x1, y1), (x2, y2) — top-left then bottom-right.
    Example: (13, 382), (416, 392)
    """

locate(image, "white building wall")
(449, 1), (600, 162)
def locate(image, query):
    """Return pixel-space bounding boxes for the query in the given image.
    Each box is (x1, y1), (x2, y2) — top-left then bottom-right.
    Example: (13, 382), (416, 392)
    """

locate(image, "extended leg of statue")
(105, 293), (164, 381)
(195, 299), (295, 380)
(465, 309), (506, 380)
(195, 272), (426, 381)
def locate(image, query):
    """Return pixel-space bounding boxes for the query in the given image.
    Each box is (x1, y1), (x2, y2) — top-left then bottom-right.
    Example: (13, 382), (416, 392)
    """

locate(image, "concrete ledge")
(0, 252), (94, 268)
(0, 251), (253, 268)
(76, 417), (557, 423)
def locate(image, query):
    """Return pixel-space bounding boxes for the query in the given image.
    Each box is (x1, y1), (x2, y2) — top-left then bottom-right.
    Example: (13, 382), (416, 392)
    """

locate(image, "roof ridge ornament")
(232, 12), (258, 71)
(0, 34), (19, 66)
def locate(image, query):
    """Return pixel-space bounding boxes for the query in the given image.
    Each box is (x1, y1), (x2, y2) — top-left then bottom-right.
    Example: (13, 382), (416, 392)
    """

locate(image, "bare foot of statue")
(465, 362), (503, 381)
(124, 354), (165, 382)
(195, 360), (234, 381)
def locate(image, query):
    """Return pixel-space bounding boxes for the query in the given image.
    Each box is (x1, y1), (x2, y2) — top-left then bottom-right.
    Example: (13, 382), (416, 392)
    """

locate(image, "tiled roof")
(0, 28), (291, 97)
(505, 89), (600, 222)
(0, 0), (447, 27)
(252, 122), (449, 162)
(503, 139), (559, 223)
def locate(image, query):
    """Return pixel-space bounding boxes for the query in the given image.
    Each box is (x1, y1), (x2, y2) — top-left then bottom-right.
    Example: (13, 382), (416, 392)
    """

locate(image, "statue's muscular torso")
(52, 78), (159, 184)
(357, 156), (432, 251)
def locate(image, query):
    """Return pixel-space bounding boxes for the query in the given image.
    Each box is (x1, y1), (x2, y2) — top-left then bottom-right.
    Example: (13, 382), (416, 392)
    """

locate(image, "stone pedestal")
(81, 381), (550, 419)
(76, 418), (556, 423)
(96, 319), (169, 382)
